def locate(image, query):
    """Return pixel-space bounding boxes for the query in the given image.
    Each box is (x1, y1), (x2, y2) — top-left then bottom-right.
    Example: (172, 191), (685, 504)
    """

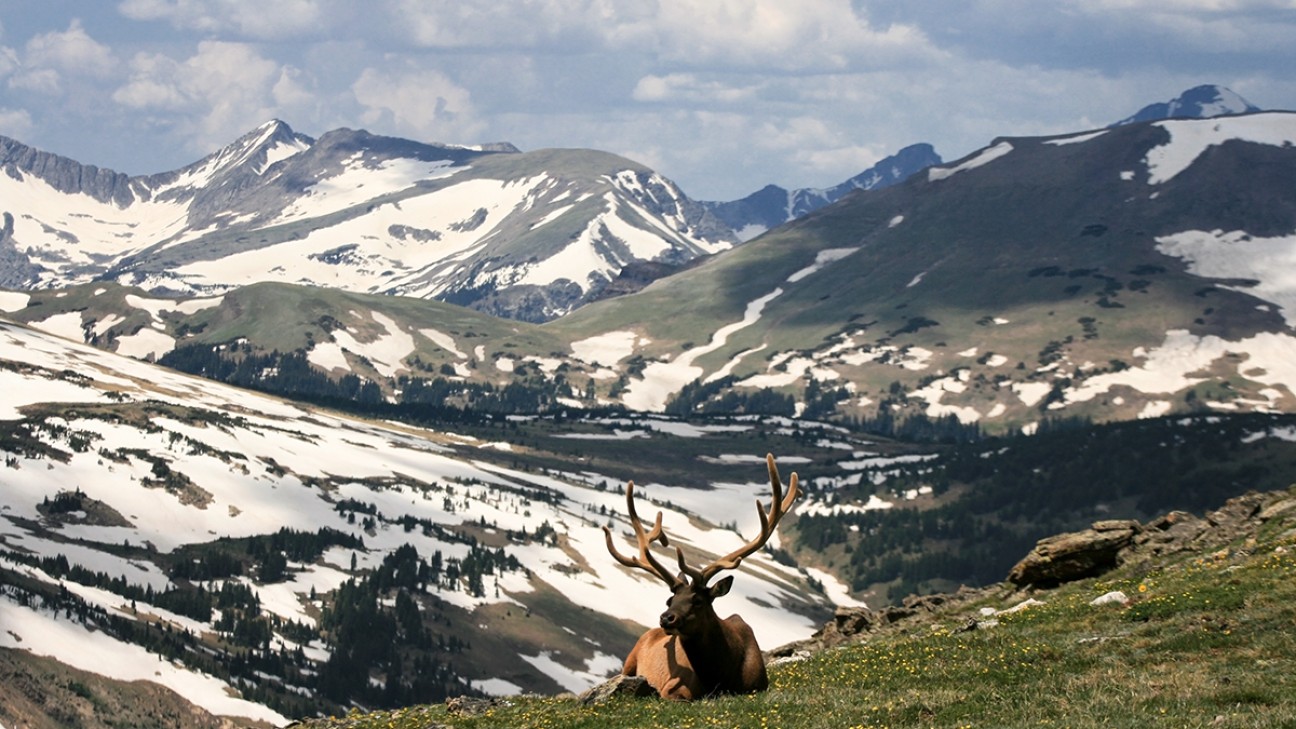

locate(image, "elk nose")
(659, 611), (677, 629)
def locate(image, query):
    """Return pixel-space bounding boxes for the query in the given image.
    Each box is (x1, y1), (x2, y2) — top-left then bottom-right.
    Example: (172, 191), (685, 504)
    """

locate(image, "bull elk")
(602, 453), (800, 700)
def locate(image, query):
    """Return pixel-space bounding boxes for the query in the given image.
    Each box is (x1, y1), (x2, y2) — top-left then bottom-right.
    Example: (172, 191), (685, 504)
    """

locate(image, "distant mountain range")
(701, 143), (944, 241)
(1112, 84), (1261, 126)
(3, 84), (1295, 727)
(0, 84), (1262, 324)
(705, 84), (1264, 242)
(5, 98), (1293, 434)
(0, 121), (735, 322)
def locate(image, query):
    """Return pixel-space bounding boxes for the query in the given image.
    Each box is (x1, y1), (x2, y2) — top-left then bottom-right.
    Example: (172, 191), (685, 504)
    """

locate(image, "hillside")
(548, 112), (1296, 430)
(289, 484), (1296, 728)
(5, 308), (1296, 726)
(0, 317), (845, 725)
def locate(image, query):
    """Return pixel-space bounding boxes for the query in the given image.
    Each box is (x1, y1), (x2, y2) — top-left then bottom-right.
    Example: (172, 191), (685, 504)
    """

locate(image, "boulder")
(578, 675), (655, 705)
(1007, 521), (1141, 588)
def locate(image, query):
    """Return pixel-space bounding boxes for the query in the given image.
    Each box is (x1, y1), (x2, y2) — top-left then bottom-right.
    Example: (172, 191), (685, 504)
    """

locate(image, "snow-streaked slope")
(0, 598), (286, 725)
(0, 318), (832, 718)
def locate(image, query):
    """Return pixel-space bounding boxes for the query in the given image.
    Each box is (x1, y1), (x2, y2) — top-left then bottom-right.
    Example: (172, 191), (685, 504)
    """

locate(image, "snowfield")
(1156, 229), (1296, 326)
(1145, 113), (1296, 184)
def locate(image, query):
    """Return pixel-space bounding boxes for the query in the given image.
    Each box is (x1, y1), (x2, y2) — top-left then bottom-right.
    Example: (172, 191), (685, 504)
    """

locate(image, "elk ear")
(709, 575), (734, 599)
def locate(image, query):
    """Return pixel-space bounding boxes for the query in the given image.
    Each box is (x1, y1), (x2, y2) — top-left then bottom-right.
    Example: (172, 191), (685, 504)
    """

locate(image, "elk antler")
(680, 453), (800, 586)
(603, 480), (685, 588)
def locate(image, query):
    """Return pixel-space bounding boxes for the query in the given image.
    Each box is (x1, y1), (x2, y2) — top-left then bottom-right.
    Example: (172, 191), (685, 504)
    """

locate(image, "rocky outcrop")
(774, 487), (1296, 658)
(577, 675), (655, 705)
(0, 136), (137, 207)
(1009, 489), (1293, 590)
(1007, 519), (1142, 587)
(0, 211), (46, 288)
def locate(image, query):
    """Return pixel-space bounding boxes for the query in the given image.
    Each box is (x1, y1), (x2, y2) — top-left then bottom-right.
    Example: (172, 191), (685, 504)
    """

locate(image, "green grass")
(296, 496), (1296, 729)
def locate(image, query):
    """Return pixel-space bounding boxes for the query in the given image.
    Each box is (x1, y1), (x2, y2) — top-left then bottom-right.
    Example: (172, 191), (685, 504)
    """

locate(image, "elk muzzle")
(659, 609), (681, 633)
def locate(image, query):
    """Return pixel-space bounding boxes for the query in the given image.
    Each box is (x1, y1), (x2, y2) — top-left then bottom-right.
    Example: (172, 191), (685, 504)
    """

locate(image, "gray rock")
(1007, 522), (1140, 588)
(578, 674), (655, 704)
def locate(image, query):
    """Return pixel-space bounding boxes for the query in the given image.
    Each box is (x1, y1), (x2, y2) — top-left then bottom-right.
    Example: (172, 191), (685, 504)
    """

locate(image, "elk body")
(602, 453), (800, 700)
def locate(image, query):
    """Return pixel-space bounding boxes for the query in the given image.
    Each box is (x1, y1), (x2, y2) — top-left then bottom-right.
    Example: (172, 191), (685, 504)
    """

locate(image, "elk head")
(602, 453), (800, 698)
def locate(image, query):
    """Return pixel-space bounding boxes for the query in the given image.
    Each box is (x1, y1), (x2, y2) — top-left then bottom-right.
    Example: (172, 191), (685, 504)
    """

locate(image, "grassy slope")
(296, 486), (1296, 729)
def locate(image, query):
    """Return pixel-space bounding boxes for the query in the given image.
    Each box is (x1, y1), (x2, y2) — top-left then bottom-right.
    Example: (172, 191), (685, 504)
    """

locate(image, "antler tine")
(696, 453), (801, 584)
(602, 480), (683, 588)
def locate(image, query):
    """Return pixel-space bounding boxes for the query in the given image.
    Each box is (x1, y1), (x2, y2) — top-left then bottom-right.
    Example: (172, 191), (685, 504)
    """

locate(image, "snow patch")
(787, 248), (856, 283)
(418, 327), (467, 359)
(570, 331), (639, 367)
(1066, 329), (1296, 407)
(0, 291), (32, 312)
(1045, 130), (1107, 146)
(928, 141), (1013, 182)
(1145, 114), (1296, 184)
(1156, 229), (1296, 326)
(114, 328), (177, 360)
(30, 311), (85, 341)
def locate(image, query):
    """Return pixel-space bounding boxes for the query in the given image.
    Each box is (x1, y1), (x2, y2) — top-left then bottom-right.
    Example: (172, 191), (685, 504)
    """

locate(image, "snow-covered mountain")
(548, 111), (1296, 431)
(702, 143), (942, 241)
(1112, 84), (1261, 126)
(0, 314), (868, 724)
(0, 121), (735, 322)
(6, 112), (1296, 434)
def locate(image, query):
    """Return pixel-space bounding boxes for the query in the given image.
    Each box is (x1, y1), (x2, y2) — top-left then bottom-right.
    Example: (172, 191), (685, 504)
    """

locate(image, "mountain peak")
(1112, 84), (1261, 127)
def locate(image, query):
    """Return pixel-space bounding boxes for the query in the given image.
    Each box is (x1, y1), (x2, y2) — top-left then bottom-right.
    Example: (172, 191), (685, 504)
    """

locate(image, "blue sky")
(1, 1), (1293, 200)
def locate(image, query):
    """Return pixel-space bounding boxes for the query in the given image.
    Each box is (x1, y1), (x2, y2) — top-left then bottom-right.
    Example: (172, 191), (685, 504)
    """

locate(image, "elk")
(602, 453), (800, 700)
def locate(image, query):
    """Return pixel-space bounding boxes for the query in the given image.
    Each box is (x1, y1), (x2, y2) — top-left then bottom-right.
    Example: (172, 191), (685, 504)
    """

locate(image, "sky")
(0, 1), (1294, 201)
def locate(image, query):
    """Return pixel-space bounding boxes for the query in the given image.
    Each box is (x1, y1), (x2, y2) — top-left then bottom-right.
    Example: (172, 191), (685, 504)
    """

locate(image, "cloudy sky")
(1, 1), (1294, 201)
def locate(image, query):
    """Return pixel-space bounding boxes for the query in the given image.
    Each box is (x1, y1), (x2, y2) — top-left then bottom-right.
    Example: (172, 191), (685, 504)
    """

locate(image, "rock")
(445, 696), (512, 716)
(1092, 519), (1142, 533)
(997, 598), (1045, 614)
(1007, 523), (1140, 588)
(1259, 498), (1296, 523)
(578, 675), (655, 705)
(1090, 590), (1130, 607)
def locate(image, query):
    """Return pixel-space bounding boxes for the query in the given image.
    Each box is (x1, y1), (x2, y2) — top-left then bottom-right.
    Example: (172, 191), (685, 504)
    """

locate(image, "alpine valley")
(4, 85), (1296, 727)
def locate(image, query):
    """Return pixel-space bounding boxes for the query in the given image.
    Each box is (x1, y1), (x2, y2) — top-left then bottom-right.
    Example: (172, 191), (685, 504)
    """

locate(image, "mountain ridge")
(0, 120), (733, 322)
(1113, 83), (1260, 126)
(7, 111), (1296, 434)
(701, 143), (943, 240)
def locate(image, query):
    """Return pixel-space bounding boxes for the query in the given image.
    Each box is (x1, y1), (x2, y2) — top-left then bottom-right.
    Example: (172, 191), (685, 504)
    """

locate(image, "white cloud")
(8, 68), (63, 94)
(24, 19), (117, 76)
(5, 19), (118, 96)
(117, 0), (338, 38)
(618, 0), (937, 70)
(0, 106), (34, 138)
(0, 46), (16, 77)
(388, 0), (937, 71)
(0, 0), (1291, 202)
(632, 73), (759, 103)
(392, 0), (626, 49)
(351, 65), (480, 143)
(112, 41), (286, 152)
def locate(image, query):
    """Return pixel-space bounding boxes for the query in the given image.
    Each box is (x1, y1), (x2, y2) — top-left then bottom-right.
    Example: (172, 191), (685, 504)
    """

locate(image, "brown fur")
(604, 454), (798, 701)
(622, 610), (768, 699)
